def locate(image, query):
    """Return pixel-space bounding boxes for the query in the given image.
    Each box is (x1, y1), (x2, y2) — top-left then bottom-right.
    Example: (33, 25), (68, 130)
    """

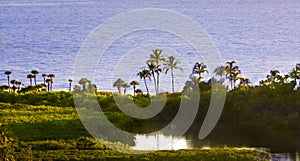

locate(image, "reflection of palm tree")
(4, 71), (11, 87)
(137, 69), (151, 96)
(42, 73), (48, 85)
(113, 78), (124, 94)
(31, 70), (39, 86)
(122, 83), (130, 95)
(163, 56), (183, 93)
(27, 74), (34, 86)
(68, 79), (73, 91)
(48, 74), (55, 90)
(130, 80), (139, 96)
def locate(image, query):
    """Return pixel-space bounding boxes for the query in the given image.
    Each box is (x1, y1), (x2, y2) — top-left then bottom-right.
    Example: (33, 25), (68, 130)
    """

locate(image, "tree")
(48, 74), (55, 90)
(4, 71), (11, 87)
(192, 62), (208, 83)
(122, 83), (130, 95)
(225, 61), (240, 89)
(113, 78), (125, 94)
(289, 68), (300, 87)
(214, 66), (226, 78)
(31, 70), (39, 86)
(42, 73), (48, 85)
(68, 79), (73, 91)
(146, 49), (165, 95)
(137, 69), (151, 96)
(238, 77), (251, 87)
(27, 74), (34, 86)
(163, 56), (183, 93)
(147, 62), (158, 94)
(78, 78), (90, 91)
(130, 80), (139, 96)
(46, 78), (52, 91)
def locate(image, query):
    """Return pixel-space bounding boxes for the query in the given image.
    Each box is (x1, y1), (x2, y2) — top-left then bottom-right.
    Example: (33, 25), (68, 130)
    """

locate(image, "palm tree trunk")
(157, 74), (160, 95)
(144, 78), (149, 96)
(30, 79), (32, 86)
(133, 86), (136, 96)
(47, 83), (50, 91)
(43, 78), (46, 85)
(69, 83), (72, 91)
(152, 73), (157, 94)
(117, 87), (121, 94)
(34, 76), (37, 86)
(171, 69), (174, 93)
(7, 76), (10, 87)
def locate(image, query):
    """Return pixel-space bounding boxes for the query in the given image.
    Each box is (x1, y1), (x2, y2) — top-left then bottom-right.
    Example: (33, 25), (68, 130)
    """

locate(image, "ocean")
(1, 0), (300, 92)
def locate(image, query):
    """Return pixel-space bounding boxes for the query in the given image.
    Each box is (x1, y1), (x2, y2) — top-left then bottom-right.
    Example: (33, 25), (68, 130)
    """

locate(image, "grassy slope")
(0, 102), (270, 160)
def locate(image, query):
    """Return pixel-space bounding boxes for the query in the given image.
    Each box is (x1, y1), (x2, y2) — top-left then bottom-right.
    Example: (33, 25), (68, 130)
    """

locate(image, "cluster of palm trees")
(259, 65), (300, 88)
(114, 49), (183, 95)
(2, 70), (62, 92)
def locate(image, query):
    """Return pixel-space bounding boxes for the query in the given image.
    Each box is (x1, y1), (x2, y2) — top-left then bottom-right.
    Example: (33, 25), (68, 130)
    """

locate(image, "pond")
(133, 133), (300, 161)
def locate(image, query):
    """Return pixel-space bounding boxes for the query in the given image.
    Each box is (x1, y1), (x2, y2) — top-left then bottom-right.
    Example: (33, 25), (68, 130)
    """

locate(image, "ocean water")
(0, 0), (300, 92)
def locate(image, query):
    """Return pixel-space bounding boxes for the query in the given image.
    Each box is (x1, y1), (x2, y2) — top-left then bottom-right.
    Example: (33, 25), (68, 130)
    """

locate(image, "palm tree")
(48, 74), (55, 90)
(4, 71), (11, 87)
(42, 73), (48, 85)
(68, 79), (73, 91)
(214, 66), (226, 78)
(289, 68), (300, 87)
(27, 74), (34, 86)
(225, 61), (240, 89)
(147, 49), (165, 95)
(78, 78), (90, 91)
(137, 69), (151, 96)
(31, 70), (39, 86)
(46, 78), (52, 91)
(163, 56), (183, 93)
(113, 78), (125, 94)
(192, 62), (209, 83)
(16, 81), (22, 91)
(130, 80), (139, 96)
(122, 83), (130, 95)
(267, 70), (280, 84)
(147, 62), (158, 94)
(238, 77), (251, 86)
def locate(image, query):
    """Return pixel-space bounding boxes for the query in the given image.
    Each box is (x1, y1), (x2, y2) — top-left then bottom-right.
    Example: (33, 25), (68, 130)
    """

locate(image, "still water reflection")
(133, 133), (299, 161)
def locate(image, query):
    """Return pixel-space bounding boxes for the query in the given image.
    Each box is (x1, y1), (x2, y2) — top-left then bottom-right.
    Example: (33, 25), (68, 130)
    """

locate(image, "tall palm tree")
(4, 71), (11, 87)
(31, 70), (39, 86)
(68, 79), (73, 91)
(163, 56), (183, 93)
(42, 73), (48, 85)
(113, 78), (125, 94)
(192, 62), (209, 83)
(122, 83), (130, 95)
(48, 74), (55, 90)
(130, 80), (139, 96)
(27, 74), (34, 86)
(137, 69), (151, 96)
(147, 49), (165, 95)
(46, 78), (52, 91)
(147, 62), (158, 94)
(289, 68), (300, 87)
(225, 61), (240, 89)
